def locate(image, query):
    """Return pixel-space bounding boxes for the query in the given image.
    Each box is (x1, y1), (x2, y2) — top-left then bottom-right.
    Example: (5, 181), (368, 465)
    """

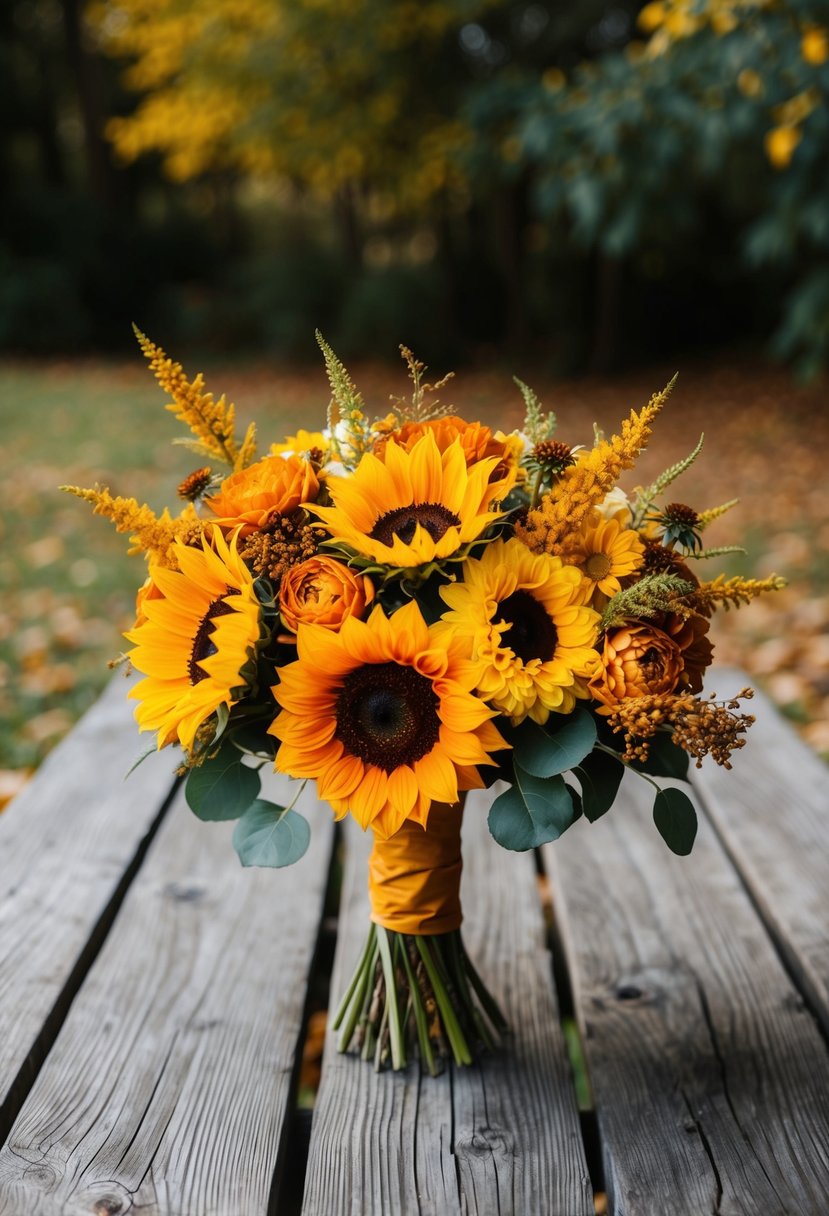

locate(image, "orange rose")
(279, 555), (375, 633)
(590, 612), (713, 711)
(205, 455), (319, 536)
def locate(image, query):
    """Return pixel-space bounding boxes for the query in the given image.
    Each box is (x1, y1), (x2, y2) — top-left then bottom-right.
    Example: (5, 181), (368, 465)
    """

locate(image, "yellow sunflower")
(309, 432), (507, 569)
(270, 600), (507, 839)
(437, 537), (600, 725)
(125, 526), (262, 752)
(562, 509), (645, 605)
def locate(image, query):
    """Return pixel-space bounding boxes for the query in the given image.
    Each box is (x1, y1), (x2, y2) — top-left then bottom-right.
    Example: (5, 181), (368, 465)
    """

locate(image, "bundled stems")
(332, 927), (508, 1075)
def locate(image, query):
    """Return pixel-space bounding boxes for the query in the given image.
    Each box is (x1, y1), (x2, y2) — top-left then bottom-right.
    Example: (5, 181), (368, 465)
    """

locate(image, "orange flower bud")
(279, 555), (375, 633)
(590, 612), (712, 710)
(205, 455), (319, 536)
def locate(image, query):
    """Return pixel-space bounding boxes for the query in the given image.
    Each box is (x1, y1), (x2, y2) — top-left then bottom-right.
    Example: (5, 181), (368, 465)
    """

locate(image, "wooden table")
(1, 669), (828, 1215)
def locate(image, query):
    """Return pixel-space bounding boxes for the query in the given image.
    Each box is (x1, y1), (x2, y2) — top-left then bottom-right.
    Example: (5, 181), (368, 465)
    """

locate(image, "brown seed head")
(177, 467), (213, 501)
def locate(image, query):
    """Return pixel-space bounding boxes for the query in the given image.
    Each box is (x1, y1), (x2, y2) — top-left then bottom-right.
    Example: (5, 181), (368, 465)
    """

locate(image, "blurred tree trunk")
(34, 47), (66, 188)
(61, 0), (115, 207)
(335, 183), (363, 267)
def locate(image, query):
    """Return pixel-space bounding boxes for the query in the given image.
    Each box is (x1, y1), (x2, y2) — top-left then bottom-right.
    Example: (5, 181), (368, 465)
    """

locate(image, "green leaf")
(634, 732), (690, 781)
(653, 787), (698, 856)
(232, 799), (311, 868)
(574, 748), (624, 823)
(504, 709), (597, 779)
(227, 722), (277, 759)
(185, 748), (261, 821)
(487, 765), (579, 851)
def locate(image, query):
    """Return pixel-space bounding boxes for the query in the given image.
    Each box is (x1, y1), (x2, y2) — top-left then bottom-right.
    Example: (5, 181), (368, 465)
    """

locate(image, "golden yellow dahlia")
(125, 526), (262, 751)
(309, 433), (506, 569)
(279, 555), (375, 633)
(270, 600), (506, 840)
(562, 509), (645, 605)
(437, 537), (600, 725)
(205, 454), (319, 536)
(589, 612), (713, 711)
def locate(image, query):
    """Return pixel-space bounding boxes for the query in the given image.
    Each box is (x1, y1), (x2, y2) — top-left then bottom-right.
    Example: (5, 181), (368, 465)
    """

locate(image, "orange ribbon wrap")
(368, 800), (464, 935)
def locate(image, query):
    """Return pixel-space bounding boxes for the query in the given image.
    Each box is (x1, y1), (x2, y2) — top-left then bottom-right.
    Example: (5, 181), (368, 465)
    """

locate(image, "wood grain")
(545, 772), (829, 1216)
(690, 667), (829, 1035)
(0, 677), (177, 1127)
(302, 787), (593, 1216)
(0, 773), (333, 1216)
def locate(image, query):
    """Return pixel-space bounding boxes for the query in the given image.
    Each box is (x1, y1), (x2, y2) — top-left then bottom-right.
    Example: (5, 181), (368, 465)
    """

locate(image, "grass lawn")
(1, 347), (827, 793)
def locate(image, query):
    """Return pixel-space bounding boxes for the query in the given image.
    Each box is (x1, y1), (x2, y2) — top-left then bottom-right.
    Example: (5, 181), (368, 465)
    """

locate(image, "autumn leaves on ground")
(1, 352), (827, 809)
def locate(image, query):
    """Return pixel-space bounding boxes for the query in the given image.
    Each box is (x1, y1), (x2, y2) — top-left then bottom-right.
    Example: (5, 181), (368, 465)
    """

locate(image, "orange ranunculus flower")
(377, 416), (521, 497)
(589, 612), (713, 711)
(279, 555), (375, 633)
(205, 455), (320, 536)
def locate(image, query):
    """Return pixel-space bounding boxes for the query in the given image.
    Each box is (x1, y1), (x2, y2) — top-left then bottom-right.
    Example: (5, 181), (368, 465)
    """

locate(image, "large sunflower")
(270, 600), (507, 839)
(437, 537), (600, 724)
(309, 433), (507, 569)
(125, 526), (262, 751)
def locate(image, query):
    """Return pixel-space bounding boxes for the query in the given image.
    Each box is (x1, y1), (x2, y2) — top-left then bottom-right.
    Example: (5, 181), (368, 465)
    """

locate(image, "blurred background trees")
(2, 0), (828, 373)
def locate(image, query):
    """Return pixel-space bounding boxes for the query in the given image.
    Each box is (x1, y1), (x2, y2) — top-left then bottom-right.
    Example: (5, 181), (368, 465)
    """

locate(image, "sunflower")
(125, 526), (262, 751)
(309, 432), (507, 570)
(270, 600), (507, 839)
(377, 415), (522, 497)
(437, 537), (600, 724)
(561, 508), (645, 605)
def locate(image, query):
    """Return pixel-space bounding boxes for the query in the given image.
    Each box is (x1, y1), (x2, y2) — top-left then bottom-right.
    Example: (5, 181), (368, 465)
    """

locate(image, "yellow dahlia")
(309, 433), (506, 569)
(562, 509), (645, 605)
(125, 526), (262, 751)
(437, 537), (600, 725)
(205, 454), (320, 536)
(270, 600), (507, 840)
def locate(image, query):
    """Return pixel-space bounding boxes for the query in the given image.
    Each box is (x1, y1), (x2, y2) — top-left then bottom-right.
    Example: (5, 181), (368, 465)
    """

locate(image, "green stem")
(332, 923), (376, 1031)
(376, 925), (406, 1071)
(401, 938), (438, 1077)
(416, 937), (472, 1067)
(594, 742), (661, 792)
(459, 937), (509, 1035)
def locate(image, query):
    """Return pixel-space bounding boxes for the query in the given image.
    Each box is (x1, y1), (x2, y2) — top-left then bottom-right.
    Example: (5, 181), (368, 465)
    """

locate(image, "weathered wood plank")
(690, 667), (829, 1035)
(0, 677), (177, 1130)
(0, 773), (333, 1216)
(545, 774), (829, 1216)
(302, 787), (593, 1216)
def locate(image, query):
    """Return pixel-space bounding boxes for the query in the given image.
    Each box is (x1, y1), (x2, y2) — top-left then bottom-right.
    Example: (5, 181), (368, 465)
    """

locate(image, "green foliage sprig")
(600, 573), (694, 631)
(514, 376), (556, 445)
(632, 433), (704, 528)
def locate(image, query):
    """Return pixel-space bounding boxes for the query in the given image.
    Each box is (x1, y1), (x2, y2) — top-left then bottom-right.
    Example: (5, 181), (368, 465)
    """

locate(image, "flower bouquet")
(65, 330), (783, 1075)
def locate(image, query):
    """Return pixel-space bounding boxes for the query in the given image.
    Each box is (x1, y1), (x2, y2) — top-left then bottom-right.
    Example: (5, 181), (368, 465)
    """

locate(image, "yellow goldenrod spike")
(688, 573), (787, 617)
(133, 327), (241, 468)
(698, 499), (739, 529)
(60, 484), (202, 566)
(517, 377), (676, 557)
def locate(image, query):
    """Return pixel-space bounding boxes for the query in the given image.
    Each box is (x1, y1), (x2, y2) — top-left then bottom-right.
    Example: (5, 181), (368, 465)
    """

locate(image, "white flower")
(595, 485), (632, 523)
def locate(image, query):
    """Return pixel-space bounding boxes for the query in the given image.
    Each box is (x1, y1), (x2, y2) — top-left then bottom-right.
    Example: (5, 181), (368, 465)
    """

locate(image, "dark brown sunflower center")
(189, 591), (237, 684)
(334, 661), (440, 772)
(494, 590), (558, 664)
(370, 501), (460, 548)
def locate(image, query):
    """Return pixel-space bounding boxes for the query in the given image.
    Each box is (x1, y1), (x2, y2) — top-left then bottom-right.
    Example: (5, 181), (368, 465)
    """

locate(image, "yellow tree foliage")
(89, 0), (494, 211)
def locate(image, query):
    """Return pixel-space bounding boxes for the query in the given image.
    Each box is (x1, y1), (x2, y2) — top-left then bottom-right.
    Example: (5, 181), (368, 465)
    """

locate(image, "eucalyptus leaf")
(574, 748), (625, 823)
(232, 799), (311, 868)
(503, 709), (597, 779)
(653, 787), (698, 856)
(185, 748), (261, 820)
(488, 765), (579, 852)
